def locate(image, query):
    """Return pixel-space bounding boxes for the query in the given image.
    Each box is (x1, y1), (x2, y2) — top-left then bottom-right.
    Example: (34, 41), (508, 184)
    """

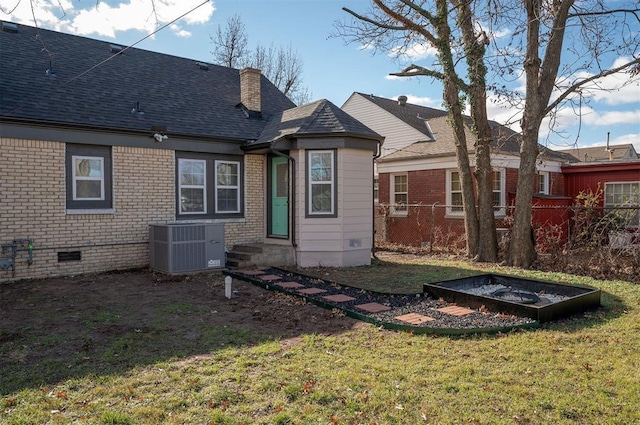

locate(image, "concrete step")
(227, 243), (294, 268)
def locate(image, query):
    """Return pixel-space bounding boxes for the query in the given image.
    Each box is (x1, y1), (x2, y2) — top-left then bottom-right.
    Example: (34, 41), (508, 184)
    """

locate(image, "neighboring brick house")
(0, 22), (382, 281)
(342, 92), (570, 247)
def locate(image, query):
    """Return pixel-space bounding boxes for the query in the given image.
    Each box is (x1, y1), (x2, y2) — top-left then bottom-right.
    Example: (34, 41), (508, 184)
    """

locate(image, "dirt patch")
(0, 269), (364, 393)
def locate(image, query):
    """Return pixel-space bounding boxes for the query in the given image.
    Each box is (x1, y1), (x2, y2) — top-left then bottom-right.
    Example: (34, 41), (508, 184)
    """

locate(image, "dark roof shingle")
(250, 99), (381, 146)
(0, 22), (295, 141)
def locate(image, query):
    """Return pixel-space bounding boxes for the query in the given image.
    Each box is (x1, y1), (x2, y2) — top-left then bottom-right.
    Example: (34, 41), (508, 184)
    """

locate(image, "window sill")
(445, 213), (465, 219)
(66, 208), (115, 215)
(175, 217), (246, 223)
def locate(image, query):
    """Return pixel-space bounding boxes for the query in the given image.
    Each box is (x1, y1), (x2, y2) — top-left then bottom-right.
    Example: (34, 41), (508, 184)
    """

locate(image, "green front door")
(270, 156), (289, 237)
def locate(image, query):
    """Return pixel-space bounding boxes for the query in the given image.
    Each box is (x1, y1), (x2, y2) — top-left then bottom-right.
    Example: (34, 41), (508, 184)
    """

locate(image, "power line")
(4, 0), (211, 115)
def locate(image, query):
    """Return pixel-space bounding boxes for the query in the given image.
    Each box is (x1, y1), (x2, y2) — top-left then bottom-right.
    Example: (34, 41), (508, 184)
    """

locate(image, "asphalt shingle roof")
(0, 22), (295, 141)
(558, 144), (639, 162)
(250, 99), (382, 146)
(360, 93), (568, 163)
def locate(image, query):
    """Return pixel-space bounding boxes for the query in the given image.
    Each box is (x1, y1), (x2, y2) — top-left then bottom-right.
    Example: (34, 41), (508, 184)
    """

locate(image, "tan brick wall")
(1, 140), (266, 281)
(224, 154), (264, 244)
(1, 139), (174, 281)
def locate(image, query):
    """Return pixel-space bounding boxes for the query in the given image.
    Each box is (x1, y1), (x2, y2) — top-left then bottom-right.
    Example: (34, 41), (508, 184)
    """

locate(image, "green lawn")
(2, 253), (639, 424)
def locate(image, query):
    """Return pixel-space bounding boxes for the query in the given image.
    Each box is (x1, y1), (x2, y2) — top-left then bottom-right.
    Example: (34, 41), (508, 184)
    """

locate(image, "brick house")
(0, 22), (382, 281)
(342, 92), (572, 247)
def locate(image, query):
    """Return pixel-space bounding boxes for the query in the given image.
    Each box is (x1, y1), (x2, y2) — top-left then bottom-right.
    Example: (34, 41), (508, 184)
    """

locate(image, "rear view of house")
(0, 22), (382, 281)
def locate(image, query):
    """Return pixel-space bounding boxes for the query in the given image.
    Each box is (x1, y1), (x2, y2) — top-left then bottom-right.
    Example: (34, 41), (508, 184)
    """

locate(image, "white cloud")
(402, 94), (440, 108)
(0, 0), (214, 38)
(170, 23), (191, 38)
(582, 109), (640, 127)
(558, 57), (640, 106)
(388, 42), (437, 61)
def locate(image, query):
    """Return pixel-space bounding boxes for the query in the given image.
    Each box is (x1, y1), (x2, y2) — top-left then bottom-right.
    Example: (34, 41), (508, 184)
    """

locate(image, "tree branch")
(341, 7), (407, 31)
(390, 64), (470, 92)
(545, 57), (640, 115)
(568, 8), (640, 24)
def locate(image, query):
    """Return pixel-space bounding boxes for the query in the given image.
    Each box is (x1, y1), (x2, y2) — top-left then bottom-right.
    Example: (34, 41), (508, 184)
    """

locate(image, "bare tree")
(211, 15), (312, 105)
(493, 0), (640, 267)
(210, 13), (248, 69)
(337, 0), (499, 261)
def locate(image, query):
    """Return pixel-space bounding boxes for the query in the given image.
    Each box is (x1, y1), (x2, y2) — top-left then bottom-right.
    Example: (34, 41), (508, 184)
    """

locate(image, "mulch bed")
(225, 267), (539, 334)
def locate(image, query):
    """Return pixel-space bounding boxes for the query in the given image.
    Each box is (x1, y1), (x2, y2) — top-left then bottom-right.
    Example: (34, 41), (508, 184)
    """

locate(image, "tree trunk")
(444, 80), (479, 258)
(508, 129), (539, 267)
(475, 138), (498, 262)
(456, 0), (497, 262)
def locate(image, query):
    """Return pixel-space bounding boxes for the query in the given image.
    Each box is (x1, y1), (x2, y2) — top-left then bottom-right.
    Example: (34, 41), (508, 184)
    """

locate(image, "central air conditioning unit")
(149, 223), (225, 274)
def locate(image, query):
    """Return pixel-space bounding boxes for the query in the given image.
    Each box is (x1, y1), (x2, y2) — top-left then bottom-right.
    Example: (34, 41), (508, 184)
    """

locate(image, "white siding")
(342, 92), (428, 158)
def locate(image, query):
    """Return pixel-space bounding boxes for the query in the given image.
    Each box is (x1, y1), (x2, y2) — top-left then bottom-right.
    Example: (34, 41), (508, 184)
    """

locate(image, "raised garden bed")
(423, 274), (601, 322)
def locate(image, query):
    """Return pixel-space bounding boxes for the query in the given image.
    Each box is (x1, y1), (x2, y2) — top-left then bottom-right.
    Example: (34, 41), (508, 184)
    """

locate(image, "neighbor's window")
(391, 174), (408, 215)
(175, 153), (243, 219)
(538, 172), (549, 195)
(493, 169), (505, 215)
(446, 169), (505, 216)
(178, 159), (206, 214)
(307, 150), (336, 216)
(605, 182), (640, 227)
(373, 177), (379, 205)
(215, 160), (240, 213)
(66, 144), (112, 211)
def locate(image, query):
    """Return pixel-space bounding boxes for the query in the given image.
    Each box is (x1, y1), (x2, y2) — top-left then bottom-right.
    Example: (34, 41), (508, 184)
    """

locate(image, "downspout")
(372, 140), (383, 259)
(270, 146), (297, 249)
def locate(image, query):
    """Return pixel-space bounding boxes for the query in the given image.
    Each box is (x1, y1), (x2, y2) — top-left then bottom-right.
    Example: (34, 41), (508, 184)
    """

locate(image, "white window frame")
(178, 158), (207, 214)
(71, 155), (105, 201)
(492, 168), (506, 216)
(215, 160), (241, 214)
(307, 150), (336, 216)
(446, 169), (464, 216)
(390, 173), (408, 216)
(446, 168), (506, 216)
(538, 171), (549, 195)
(604, 181), (640, 227)
(373, 177), (379, 205)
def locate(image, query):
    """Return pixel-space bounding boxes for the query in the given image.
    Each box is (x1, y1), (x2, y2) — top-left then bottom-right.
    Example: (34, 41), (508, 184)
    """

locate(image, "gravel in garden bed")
(229, 268), (537, 331)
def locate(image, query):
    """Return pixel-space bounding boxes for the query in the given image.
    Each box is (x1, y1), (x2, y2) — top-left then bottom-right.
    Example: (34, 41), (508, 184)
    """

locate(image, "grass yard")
(1, 251), (639, 424)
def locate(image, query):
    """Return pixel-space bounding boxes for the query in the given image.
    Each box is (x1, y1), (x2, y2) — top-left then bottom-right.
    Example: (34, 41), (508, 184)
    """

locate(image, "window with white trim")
(492, 169), (506, 215)
(447, 170), (463, 215)
(538, 172), (549, 195)
(65, 144), (112, 210)
(446, 169), (505, 216)
(307, 150), (336, 216)
(391, 174), (408, 215)
(175, 153), (243, 219)
(215, 160), (240, 213)
(373, 177), (379, 205)
(605, 182), (640, 227)
(178, 159), (206, 214)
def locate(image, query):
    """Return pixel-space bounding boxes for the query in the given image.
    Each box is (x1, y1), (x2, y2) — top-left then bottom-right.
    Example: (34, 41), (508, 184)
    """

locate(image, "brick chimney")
(240, 67), (261, 112)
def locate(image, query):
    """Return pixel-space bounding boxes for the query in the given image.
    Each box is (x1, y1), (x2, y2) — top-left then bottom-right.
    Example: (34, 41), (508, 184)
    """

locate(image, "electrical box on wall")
(149, 223), (225, 274)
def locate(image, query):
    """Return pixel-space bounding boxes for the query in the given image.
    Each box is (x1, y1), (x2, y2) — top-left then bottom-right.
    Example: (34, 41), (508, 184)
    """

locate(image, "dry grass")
(2, 252), (639, 424)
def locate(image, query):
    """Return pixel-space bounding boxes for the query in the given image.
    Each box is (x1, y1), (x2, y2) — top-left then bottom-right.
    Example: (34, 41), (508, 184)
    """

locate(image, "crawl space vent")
(58, 251), (82, 262)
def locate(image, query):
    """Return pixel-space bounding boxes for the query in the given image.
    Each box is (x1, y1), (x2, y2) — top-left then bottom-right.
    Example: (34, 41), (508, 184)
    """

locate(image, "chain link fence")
(374, 202), (640, 280)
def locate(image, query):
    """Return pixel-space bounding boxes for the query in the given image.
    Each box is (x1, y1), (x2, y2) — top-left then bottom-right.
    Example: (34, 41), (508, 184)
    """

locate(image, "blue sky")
(2, 0), (639, 151)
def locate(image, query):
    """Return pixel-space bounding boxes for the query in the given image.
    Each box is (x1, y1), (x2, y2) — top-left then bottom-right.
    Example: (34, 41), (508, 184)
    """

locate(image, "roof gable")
(347, 92), (569, 163)
(0, 22), (295, 141)
(558, 144), (639, 163)
(250, 99), (382, 146)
